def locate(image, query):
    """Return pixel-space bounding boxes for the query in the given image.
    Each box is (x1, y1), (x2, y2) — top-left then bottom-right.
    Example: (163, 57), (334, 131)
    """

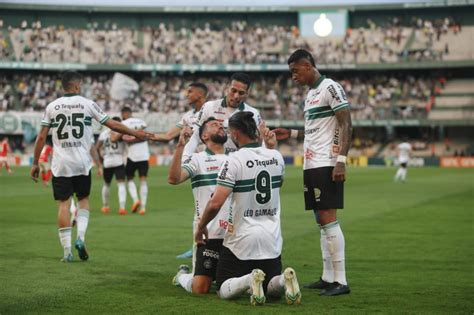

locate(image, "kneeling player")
(195, 112), (301, 305)
(167, 118), (230, 293)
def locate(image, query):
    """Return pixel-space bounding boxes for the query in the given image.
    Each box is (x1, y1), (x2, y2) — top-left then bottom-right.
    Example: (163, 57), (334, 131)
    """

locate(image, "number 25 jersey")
(41, 94), (110, 177)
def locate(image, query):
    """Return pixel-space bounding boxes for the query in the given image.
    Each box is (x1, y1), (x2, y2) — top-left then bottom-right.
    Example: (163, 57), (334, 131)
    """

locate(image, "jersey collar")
(311, 75), (326, 89)
(205, 148), (215, 155)
(221, 97), (245, 111)
(64, 93), (79, 97)
(240, 142), (259, 149)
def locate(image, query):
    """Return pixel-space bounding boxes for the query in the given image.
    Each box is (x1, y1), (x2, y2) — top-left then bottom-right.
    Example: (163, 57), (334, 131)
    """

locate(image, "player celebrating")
(394, 140), (412, 182)
(183, 73), (263, 160)
(118, 107), (150, 215)
(168, 118), (230, 294)
(39, 138), (53, 186)
(30, 71), (148, 262)
(195, 112), (301, 306)
(152, 82), (208, 142)
(95, 116), (127, 215)
(0, 136), (12, 175)
(273, 49), (352, 296)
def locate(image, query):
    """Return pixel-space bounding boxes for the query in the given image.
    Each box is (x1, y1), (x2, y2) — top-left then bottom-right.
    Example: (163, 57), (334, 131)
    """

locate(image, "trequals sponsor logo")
(246, 158), (278, 168)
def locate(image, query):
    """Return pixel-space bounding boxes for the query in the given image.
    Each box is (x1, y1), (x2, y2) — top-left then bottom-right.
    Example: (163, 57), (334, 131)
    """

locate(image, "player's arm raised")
(151, 126), (181, 142)
(333, 108), (353, 182)
(272, 128), (304, 141)
(168, 126), (193, 185)
(31, 126), (50, 182)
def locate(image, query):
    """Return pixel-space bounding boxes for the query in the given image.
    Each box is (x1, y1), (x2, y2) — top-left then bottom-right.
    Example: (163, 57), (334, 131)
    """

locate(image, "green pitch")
(1, 166), (473, 314)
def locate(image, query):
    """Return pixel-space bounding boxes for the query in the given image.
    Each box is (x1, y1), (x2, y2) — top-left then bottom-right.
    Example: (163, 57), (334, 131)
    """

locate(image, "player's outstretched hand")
(134, 130), (147, 141)
(259, 122), (277, 149)
(332, 162), (346, 182)
(273, 128), (291, 140)
(178, 126), (192, 147)
(30, 164), (39, 182)
(194, 226), (208, 245)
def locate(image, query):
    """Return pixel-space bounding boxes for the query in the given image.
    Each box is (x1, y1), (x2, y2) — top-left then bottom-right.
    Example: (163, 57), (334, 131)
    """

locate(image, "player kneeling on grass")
(195, 112), (301, 305)
(167, 118), (230, 294)
(30, 71), (149, 262)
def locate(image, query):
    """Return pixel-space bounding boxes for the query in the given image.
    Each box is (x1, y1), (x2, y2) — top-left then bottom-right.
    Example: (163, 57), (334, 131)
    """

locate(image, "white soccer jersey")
(303, 76), (350, 170)
(98, 129), (125, 168)
(176, 108), (199, 129)
(182, 149), (230, 239)
(183, 98), (263, 158)
(216, 143), (285, 260)
(41, 94), (110, 177)
(122, 117), (150, 162)
(398, 142), (412, 163)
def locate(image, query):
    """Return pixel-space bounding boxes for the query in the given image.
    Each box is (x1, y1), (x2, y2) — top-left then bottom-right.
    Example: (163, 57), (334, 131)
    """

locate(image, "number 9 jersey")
(216, 142), (285, 261)
(41, 94), (110, 177)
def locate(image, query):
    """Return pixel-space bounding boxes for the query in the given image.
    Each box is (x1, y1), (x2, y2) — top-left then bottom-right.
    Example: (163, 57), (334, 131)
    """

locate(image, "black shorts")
(103, 165), (126, 184)
(304, 166), (344, 211)
(52, 172), (91, 201)
(194, 239), (223, 279)
(400, 162), (407, 168)
(215, 246), (282, 292)
(125, 159), (149, 178)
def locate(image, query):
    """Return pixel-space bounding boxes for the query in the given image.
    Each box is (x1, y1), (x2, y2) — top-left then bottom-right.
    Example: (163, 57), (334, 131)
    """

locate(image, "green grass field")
(1, 166), (473, 314)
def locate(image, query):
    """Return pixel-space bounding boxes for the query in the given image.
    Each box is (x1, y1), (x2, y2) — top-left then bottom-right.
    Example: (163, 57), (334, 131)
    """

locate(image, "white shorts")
(0, 156), (7, 163)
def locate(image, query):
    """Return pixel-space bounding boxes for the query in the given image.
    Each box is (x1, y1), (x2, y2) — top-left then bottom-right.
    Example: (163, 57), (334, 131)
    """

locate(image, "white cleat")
(284, 267), (301, 305)
(172, 264), (190, 286)
(250, 269), (266, 306)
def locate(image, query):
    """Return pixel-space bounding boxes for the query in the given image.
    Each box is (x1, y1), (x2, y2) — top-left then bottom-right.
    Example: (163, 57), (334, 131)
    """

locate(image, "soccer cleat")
(319, 282), (350, 296)
(250, 269), (266, 306)
(101, 206), (110, 214)
(304, 277), (333, 289)
(75, 238), (89, 261)
(172, 264), (190, 286)
(60, 253), (73, 263)
(139, 209), (146, 216)
(176, 248), (193, 259)
(131, 200), (141, 213)
(118, 208), (127, 215)
(283, 267), (301, 305)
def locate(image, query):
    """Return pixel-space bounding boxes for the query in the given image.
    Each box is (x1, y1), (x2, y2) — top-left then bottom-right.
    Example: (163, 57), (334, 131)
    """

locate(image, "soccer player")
(394, 140), (412, 182)
(39, 138), (53, 186)
(183, 73), (263, 160)
(118, 107), (150, 215)
(168, 118), (230, 294)
(0, 136), (12, 175)
(30, 71), (148, 262)
(95, 116), (127, 215)
(273, 49), (352, 296)
(195, 111), (301, 305)
(151, 82), (208, 142)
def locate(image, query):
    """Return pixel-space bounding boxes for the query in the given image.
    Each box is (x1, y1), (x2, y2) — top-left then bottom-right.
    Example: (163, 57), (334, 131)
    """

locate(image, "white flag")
(109, 72), (139, 101)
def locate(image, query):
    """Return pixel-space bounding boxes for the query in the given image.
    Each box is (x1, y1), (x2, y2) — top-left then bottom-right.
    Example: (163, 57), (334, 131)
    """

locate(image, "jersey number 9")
(256, 170), (271, 204)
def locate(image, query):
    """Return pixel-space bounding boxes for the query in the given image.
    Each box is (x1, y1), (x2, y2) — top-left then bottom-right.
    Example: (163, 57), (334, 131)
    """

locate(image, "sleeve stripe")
(99, 115), (110, 125)
(333, 103), (350, 112)
(41, 121), (51, 127)
(217, 181), (234, 188)
(182, 165), (194, 177)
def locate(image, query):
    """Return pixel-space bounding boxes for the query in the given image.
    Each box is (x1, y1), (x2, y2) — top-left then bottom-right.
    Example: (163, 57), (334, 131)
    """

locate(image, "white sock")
(58, 227), (72, 256)
(395, 168), (403, 181)
(70, 199), (76, 214)
(118, 182), (127, 209)
(219, 274), (251, 300)
(102, 184), (110, 207)
(139, 181), (148, 210)
(266, 275), (285, 297)
(76, 209), (90, 242)
(177, 273), (193, 293)
(320, 226), (334, 283)
(323, 221), (347, 286)
(127, 180), (139, 203)
(401, 168), (407, 181)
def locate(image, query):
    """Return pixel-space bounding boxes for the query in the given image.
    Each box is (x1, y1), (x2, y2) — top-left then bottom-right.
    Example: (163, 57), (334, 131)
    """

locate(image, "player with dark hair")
(195, 111), (301, 305)
(274, 49), (353, 296)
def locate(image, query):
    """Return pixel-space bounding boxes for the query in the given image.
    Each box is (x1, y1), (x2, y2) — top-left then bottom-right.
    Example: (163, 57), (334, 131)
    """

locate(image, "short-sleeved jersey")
(176, 108), (199, 129)
(182, 148), (230, 239)
(98, 129), (125, 168)
(0, 140), (9, 157)
(41, 94), (109, 177)
(183, 98), (263, 158)
(122, 117), (150, 162)
(398, 142), (412, 163)
(216, 143), (285, 260)
(303, 76), (350, 170)
(39, 144), (53, 163)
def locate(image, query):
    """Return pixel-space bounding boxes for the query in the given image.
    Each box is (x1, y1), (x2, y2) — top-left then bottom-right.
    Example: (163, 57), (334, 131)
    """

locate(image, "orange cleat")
(101, 206), (110, 214)
(139, 209), (146, 215)
(131, 200), (141, 213)
(118, 208), (127, 215)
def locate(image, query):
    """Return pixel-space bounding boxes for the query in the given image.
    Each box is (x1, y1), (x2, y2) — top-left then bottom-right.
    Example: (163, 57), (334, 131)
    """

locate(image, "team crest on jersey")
(314, 188), (321, 202)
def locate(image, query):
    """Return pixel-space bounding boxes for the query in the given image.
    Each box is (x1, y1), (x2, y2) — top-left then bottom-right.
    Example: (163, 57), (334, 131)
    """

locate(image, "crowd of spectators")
(1, 16), (467, 65)
(0, 72), (441, 121)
